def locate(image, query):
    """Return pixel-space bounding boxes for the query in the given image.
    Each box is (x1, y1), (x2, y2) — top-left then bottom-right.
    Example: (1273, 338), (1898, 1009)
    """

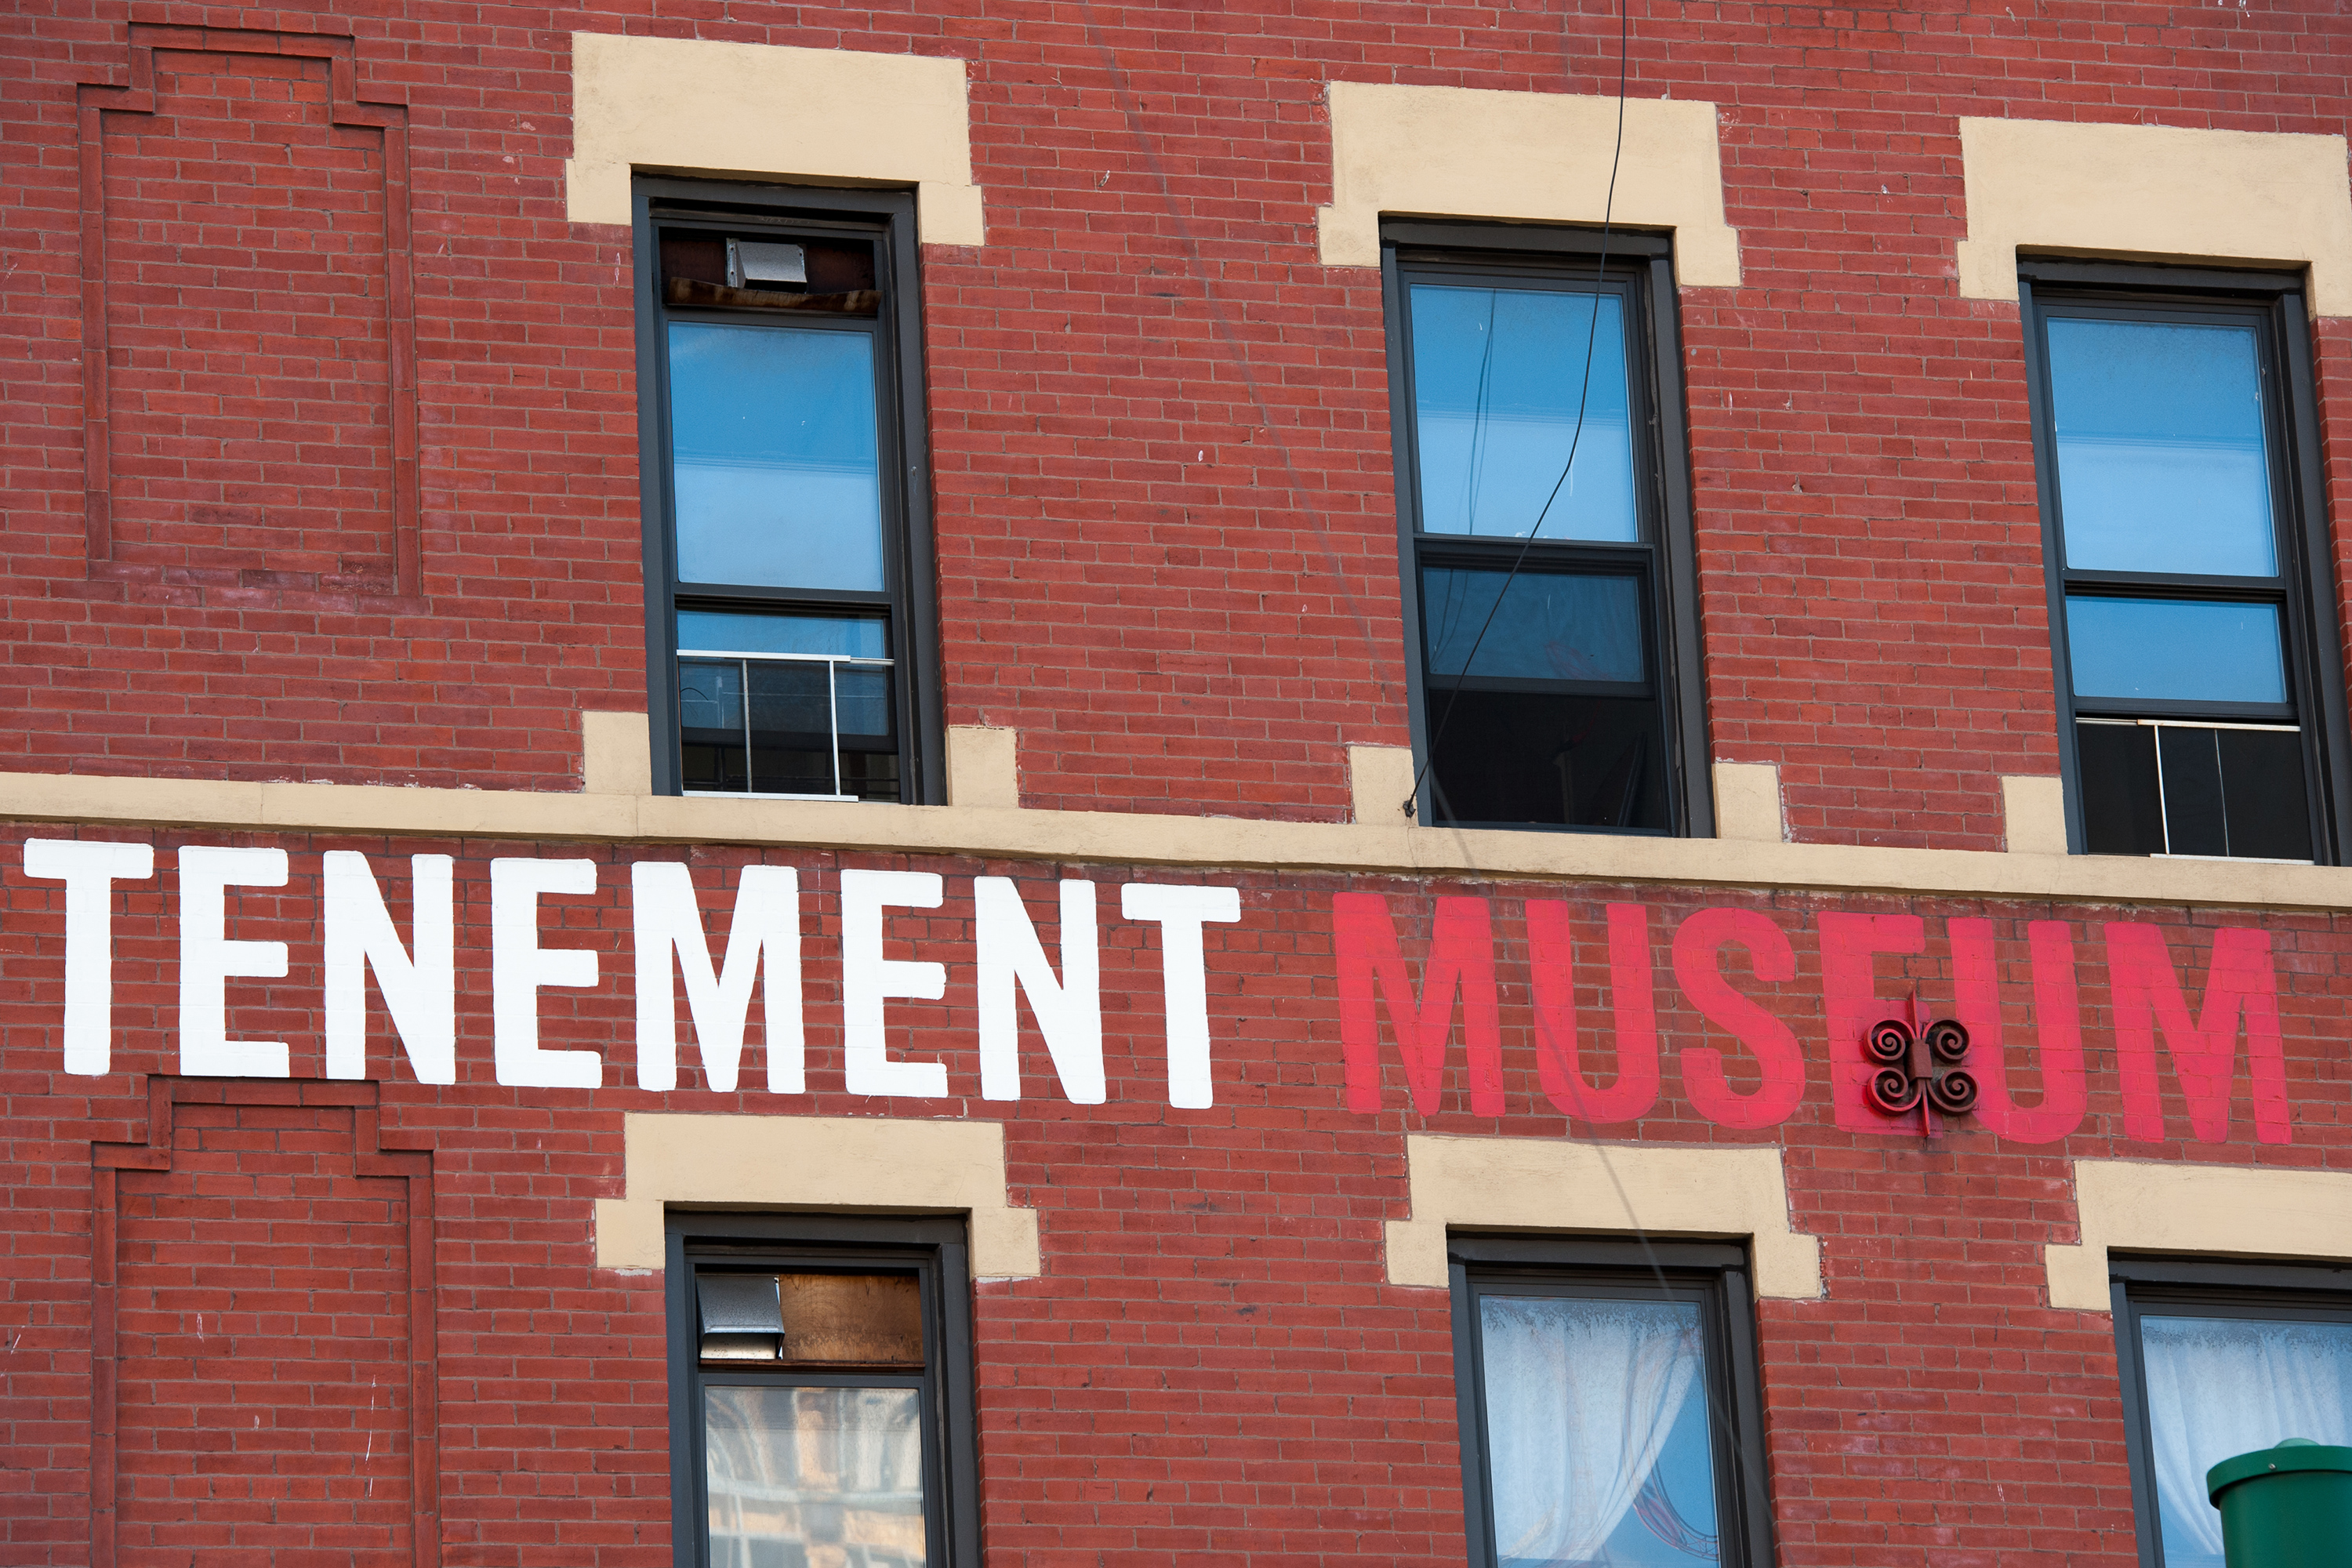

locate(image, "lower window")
(1450, 1237), (1775, 1568)
(2114, 1258), (2352, 1568)
(667, 1215), (978, 1568)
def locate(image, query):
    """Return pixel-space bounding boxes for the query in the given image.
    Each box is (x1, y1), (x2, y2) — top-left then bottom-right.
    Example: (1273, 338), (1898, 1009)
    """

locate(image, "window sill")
(5, 764), (2352, 912)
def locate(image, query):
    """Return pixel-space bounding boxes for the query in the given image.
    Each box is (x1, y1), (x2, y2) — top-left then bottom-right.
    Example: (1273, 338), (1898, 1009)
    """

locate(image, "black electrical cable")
(1081, 4), (1741, 1525)
(1403, 0), (1634, 822)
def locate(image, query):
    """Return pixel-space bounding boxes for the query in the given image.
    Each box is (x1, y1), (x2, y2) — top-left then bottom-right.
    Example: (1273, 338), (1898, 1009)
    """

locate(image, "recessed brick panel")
(97, 49), (397, 594)
(111, 1099), (413, 1567)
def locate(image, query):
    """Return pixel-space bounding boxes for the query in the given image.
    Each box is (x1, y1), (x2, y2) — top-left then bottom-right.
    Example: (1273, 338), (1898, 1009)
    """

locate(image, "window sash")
(2113, 1264), (2352, 1568)
(634, 181), (942, 804)
(1384, 235), (1704, 836)
(666, 1218), (977, 1568)
(1447, 1239), (1774, 1568)
(2020, 273), (2343, 862)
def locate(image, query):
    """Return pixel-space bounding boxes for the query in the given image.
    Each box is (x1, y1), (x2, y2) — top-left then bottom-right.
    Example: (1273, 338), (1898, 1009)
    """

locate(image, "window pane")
(2218, 726), (2313, 861)
(1480, 1296), (1718, 1567)
(2138, 1316), (2352, 1568)
(669, 321), (884, 592)
(2065, 597), (2286, 706)
(704, 1385), (927, 1568)
(2156, 725), (2230, 858)
(1425, 691), (1666, 829)
(679, 659), (749, 793)
(2048, 318), (2278, 577)
(834, 666), (894, 740)
(2077, 721), (2164, 855)
(680, 610), (889, 659)
(746, 661), (839, 797)
(1422, 568), (1646, 684)
(1411, 285), (1638, 542)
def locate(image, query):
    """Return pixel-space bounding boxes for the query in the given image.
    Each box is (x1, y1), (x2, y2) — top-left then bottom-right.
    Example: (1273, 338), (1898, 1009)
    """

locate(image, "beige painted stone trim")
(1348, 745), (1415, 826)
(2045, 1159), (2352, 1311)
(1317, 82), (1740, 285)
(945, 726), (1020, 809)
(582, 710), (653, 796)
(10, 766), (2352, 910)
(565, 32), (986, 245)
(594, 1112), (1042, 1277)
(1711, 762), (1783, 844)
(2001, 775), (2070, 855)
(1386, 1134), (1822, 1298)
(1955, 117), (2352, 316)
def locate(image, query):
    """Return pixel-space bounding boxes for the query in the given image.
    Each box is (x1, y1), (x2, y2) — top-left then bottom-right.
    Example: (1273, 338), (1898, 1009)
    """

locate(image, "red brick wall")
(2, 827), (2347, 1562)
(1, 3), (2346, 838)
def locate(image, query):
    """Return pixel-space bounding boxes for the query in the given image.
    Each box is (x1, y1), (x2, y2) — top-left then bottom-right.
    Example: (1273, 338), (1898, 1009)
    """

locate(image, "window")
(635, 180), (942, 802)
(666, 1214), (978, 1568)
(2112, 1258), (2352, 1568)
(2021, 263), (2352, 862)
(1449, 1236), (1774, 1568)
(1383, 223), (1711, 834)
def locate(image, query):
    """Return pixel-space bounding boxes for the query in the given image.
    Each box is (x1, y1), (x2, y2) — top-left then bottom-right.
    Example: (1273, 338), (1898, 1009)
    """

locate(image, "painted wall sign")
(12, 840), (2297, 1145)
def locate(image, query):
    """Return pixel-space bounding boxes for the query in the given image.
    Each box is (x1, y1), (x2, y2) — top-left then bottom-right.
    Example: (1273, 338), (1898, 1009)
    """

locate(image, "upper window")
(2113, 1258), (2352, 1568)
(1449, 1236), (1775, 1568)
(667, 1214), (978, 1568)
(1383, 224), (1711, 834)
(2023, 264), (2351, 862)
(635, 181), (942, 802)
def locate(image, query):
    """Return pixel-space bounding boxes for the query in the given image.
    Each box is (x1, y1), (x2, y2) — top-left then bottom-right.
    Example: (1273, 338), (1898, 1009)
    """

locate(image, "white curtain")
(1481, 1295), (1704, 1565)
(2140, 1316), (2352, 1562)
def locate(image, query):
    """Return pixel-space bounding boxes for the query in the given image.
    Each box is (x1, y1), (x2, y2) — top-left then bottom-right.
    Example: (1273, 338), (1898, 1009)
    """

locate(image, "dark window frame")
(664, 1211), (981, 1568)
(2108, 1254), (2352, 1568)
(1380, 220), (1713, 837)
(1447, 1234), (1776, 1568)
(2017, 257), (2351, 862)
(633, 176), (946, 803)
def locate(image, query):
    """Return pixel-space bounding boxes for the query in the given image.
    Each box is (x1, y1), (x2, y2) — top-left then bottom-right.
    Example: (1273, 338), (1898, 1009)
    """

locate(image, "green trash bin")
(2206, 1439), (2352, 1567)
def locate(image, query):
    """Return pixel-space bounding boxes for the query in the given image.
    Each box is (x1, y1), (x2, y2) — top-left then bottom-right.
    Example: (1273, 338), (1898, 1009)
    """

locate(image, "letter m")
(1333, 892), (1502, 1116)
(2105, 923), (2289, 1145)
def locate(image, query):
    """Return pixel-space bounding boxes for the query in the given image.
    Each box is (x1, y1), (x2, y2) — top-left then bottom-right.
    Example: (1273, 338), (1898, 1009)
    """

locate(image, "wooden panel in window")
(779, 1272), (924, 1367)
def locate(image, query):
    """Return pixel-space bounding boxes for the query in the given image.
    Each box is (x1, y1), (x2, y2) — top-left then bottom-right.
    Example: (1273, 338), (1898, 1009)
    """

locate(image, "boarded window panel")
(779, 1273), (924, 1368)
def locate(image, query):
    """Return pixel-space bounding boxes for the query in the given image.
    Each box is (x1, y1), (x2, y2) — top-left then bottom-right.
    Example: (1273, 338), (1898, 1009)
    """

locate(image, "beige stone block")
(565, 33), (986, 245)
(1711, 761), (1784, 843)
(946, 726), (1020, 809)
(1316, 82), (1740, 286)
(1384, 1134), (1822, 1298)
(1955, 117), (2352, 315)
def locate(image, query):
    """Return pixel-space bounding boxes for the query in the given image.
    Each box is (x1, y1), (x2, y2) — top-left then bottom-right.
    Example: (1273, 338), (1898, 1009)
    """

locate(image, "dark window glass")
(1451, 1240), (1773, 1568)
(2114, 1263), (2352, 1568)
(639, 187), (935, 802)
(2076, 722), (2310, 860)
(1390, 238), (1702, 834)
(673, 1220), (976, 1568)
(2029, 281), (2339, 862)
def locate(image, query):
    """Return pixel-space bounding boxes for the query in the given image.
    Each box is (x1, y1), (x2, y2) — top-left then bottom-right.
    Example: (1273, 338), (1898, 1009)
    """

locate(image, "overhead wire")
(1394, 0), (1762, 1536)
(1403, 0), (1633, 823)
(1079, 2), (1747, 1538)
